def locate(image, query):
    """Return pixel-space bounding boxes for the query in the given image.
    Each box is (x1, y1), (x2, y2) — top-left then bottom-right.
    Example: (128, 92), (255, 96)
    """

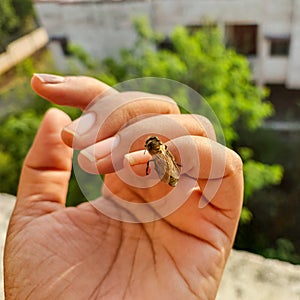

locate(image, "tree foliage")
(0, 0), (19, 38)
(0, 0), (35, 51)
(101, 18), (274, 144)
(11, 0), (34, 24)
(0, 110), (42, 193)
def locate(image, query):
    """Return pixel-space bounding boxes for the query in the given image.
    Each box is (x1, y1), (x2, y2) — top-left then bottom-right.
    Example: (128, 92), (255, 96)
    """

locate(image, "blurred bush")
(0, 0), (35, 51)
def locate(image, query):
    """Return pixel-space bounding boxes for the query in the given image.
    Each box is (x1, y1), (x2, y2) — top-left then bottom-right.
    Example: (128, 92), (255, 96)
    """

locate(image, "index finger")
(31, 74), (117, 110)
(62, 91), (180, 149)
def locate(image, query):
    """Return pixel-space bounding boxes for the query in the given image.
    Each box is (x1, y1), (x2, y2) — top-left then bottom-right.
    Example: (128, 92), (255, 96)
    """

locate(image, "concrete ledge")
(0, 27), (49, 75)
(217, 249), (300, 300)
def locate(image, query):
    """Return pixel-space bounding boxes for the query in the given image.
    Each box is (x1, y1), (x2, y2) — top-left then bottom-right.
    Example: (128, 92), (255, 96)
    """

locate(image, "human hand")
(4, 74), (243, 300)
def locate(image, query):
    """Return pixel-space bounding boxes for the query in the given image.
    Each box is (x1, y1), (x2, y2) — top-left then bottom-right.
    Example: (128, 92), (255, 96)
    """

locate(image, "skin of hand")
(4, 74), (243, 300)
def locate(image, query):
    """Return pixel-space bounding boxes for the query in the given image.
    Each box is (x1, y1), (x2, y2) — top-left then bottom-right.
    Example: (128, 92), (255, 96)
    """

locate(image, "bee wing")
(152, 153), (171, 184)
(152, 151), (180, 185)
(165, 150), (180, 180)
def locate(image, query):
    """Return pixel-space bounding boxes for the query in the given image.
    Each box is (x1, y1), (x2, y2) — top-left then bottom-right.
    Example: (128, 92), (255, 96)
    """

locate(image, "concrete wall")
(34, 0), (300, 88)
(35, 1), (151, 59)
(286, 0), (300, 88)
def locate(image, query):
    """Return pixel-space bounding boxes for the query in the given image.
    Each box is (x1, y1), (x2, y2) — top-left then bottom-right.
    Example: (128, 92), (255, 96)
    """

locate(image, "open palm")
(4, 75), (243, 300)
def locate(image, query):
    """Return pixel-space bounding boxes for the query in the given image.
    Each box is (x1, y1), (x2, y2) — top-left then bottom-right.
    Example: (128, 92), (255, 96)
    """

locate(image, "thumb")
(15, 108), (73, 217)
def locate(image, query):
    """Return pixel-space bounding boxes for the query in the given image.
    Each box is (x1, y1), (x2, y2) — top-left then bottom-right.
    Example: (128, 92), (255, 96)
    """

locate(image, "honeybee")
(145, 136), (181, 187)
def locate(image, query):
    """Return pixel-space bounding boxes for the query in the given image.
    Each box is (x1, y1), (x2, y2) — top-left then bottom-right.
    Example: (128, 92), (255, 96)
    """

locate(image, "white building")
(34, 0), (300, 89)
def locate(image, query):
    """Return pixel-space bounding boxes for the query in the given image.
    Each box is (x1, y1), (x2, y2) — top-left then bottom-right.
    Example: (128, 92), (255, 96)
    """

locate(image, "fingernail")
(81, 136), (120, 162)
(64, 112), (96, 137)
(124, 150), (151, 166)
(33, 73), (65, 84)
(124, 153), (136, 165)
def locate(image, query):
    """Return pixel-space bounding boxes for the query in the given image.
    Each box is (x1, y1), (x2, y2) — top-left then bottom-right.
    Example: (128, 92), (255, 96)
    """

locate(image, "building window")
(225, 24), (258, 56)
(269, 37), (290, 56)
